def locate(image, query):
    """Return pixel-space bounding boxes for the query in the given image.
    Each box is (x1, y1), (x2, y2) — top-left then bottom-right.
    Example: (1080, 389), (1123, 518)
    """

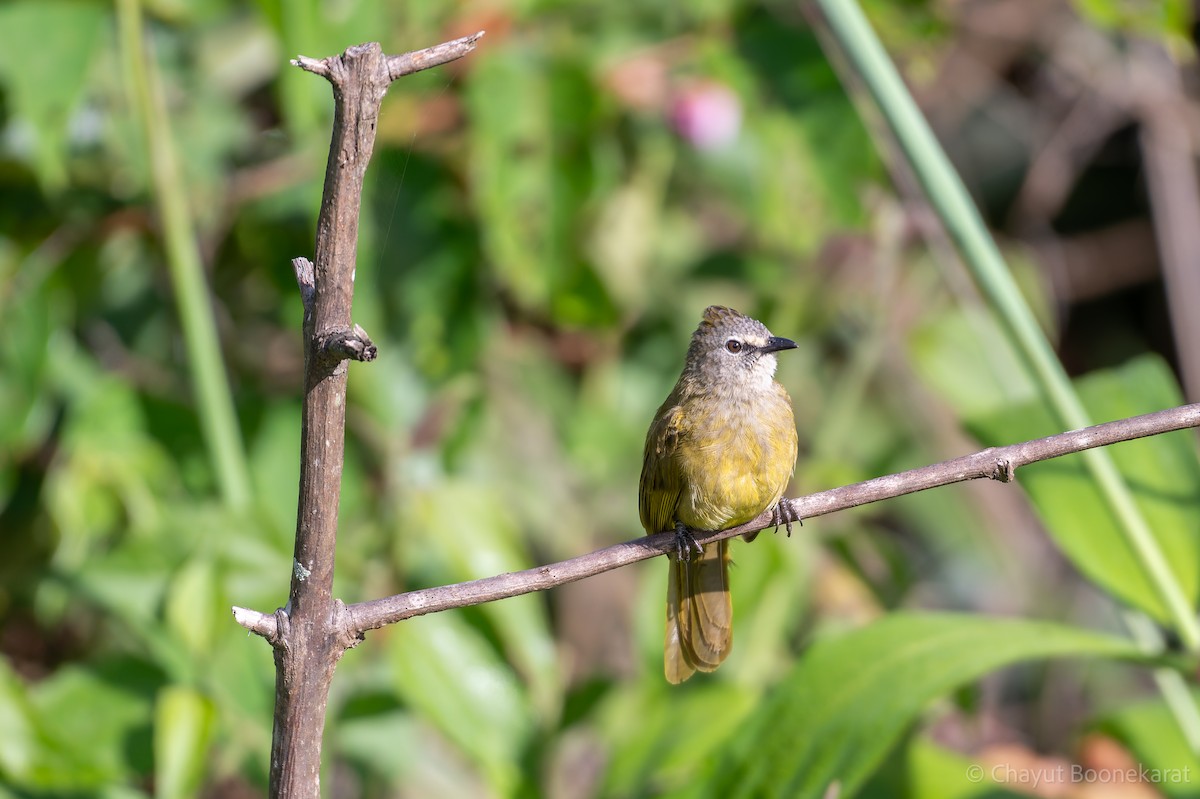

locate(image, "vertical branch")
(271, 43), (387, 797)
(268, 35), (482, 799)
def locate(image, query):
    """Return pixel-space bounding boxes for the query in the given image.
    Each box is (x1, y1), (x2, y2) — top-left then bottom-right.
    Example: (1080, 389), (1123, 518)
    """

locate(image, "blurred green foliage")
(0, 0), (1196, 797)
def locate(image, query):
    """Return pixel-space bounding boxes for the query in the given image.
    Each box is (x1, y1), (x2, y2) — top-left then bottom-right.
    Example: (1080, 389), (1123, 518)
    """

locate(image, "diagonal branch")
(232, 403), (1200, 640)
(387, 31), (486, 79)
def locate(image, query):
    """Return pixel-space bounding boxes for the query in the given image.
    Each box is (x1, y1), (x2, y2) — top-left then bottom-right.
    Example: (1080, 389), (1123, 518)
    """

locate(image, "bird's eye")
(725, 339), (743, 353)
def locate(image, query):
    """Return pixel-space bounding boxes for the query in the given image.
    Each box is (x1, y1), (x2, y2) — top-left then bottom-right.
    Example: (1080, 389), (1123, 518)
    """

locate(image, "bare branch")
(292, 256), (315, 315)
(261, 35), (482, 799)
(232, 606), (280, 641)
(336, 403), (1200, 634)
(292, 31), (485, 84)
(316, 324), (377, 363)
(291, 54), (332, 78)
(387, 31), (485, 80)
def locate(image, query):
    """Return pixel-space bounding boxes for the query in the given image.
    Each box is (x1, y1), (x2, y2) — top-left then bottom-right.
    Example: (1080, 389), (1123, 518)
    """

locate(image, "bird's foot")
(674, 522), (704, 562)
(771, 502), (803, 538)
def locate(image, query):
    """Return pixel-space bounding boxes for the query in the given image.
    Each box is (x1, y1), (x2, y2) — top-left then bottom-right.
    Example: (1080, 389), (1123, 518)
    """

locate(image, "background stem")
(812, 0), (1200, 749)
(115, 0), (251, 509)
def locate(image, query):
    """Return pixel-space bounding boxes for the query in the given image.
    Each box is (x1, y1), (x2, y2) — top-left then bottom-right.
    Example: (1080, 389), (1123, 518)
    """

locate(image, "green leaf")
(1096, 691), (1200, 799)
(0, 658), (39, 782)
(966, 355), (1200, 623)
(1074, 0), (1191, 42)
(62, 529), (195, 682)
(27, 658), (160, 789)
(908, 305), (1038, 419)
(335, 705), (420, 782)
(598, 680), (761, 797)
(387, 613), (533, 795)
(734, 13), (880, 244)
(165, 556), (220, 658)
(703, 612), (1145, 799)
(247, 401), (303, 546)
(859, 737), (1033, 799)
(0, 0), (108, 190)
(45, 371), (177, 549)
(465, 46), (608, 323)
(401, 481), (563, 721)
(154, 686), (216, 799)
(0, 276), (54, 456)
(466, 47), (557, 310)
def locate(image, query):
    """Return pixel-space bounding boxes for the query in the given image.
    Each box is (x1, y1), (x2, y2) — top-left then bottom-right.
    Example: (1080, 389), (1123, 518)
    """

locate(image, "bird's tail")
(664, 539), (733, 683)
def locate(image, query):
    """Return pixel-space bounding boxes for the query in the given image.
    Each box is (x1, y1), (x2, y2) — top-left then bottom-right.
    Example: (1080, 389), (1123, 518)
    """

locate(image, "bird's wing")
(639, 403), (687, 535)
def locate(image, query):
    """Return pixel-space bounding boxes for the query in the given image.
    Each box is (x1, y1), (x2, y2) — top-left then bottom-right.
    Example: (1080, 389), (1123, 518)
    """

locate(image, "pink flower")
(670, 83), (742, 151)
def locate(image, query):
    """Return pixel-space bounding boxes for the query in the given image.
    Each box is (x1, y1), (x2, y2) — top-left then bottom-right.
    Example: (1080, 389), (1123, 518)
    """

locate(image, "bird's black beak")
(761, 336), (797, 353)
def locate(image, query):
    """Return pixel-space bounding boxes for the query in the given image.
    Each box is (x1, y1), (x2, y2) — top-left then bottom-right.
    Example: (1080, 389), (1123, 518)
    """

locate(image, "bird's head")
(683, 305), (796, 391)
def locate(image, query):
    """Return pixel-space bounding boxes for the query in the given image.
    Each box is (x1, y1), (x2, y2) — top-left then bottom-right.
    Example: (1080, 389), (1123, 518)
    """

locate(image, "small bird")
(639, 305), (799, 683)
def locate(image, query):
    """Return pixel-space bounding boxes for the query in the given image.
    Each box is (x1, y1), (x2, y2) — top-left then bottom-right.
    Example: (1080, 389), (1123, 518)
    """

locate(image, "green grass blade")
(811, 0), (1199, 653)
(964, 356), (1200, 622)
(115, 0), (250, 509)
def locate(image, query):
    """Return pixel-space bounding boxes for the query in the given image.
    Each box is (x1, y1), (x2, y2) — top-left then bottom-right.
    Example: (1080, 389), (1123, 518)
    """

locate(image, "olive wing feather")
(639, 403), (688, 535)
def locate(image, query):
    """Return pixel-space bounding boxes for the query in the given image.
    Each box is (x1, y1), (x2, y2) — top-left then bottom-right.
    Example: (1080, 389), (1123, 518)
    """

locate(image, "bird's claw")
(674, 522), (704, 562)
(771, 502), (803, 538)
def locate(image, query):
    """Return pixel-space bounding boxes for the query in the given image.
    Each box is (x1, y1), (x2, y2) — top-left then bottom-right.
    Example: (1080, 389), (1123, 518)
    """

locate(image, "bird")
(639, 305), (799, 683)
